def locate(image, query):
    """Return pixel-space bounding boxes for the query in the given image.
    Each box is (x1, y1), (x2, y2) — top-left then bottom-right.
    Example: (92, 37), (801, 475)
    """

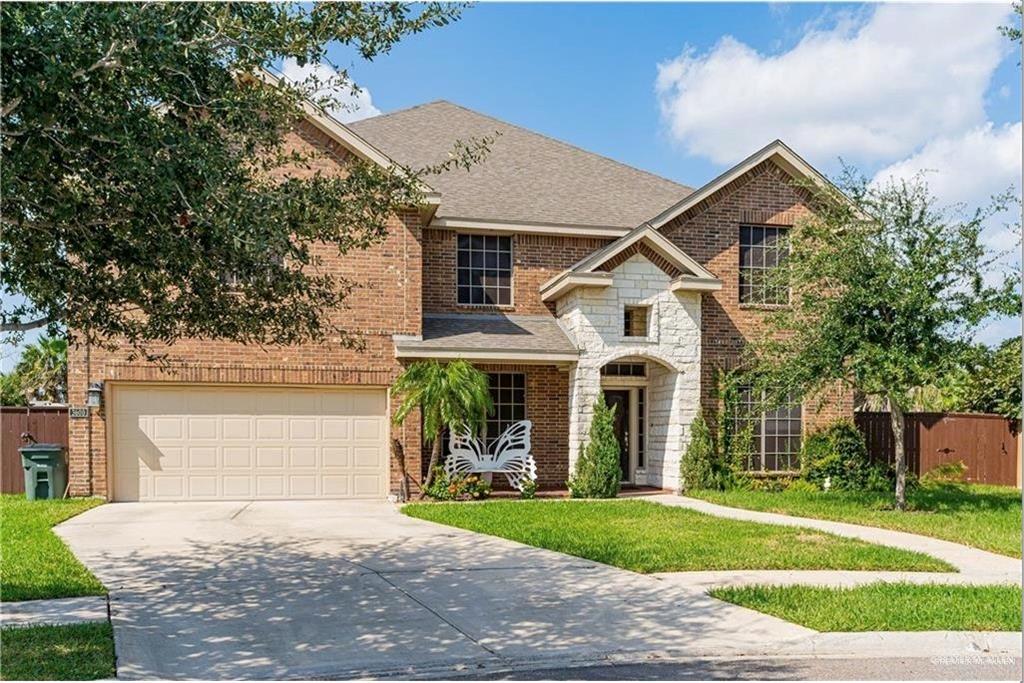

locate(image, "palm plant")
(392, 360), (493, 497)
(16, 336), (67, 403)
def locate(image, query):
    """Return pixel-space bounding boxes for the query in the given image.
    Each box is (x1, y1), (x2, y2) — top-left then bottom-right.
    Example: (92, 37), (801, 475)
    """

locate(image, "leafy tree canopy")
(2, 3), (485, 354)
(0, 335), (67, 405)
(999, 1), (1022, 44)
(749, 171), (1018, 507)
(941, 336), (1022, 419)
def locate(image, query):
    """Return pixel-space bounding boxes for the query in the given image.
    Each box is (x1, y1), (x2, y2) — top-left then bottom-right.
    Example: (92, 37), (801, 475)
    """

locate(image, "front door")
(603, 389), (630, 482)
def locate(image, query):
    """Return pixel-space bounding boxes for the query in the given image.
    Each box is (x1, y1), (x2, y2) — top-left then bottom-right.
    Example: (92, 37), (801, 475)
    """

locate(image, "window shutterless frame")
(739, 224), (790, 306)
(456, 233), (514, 307)
(736, 386), (802, 472)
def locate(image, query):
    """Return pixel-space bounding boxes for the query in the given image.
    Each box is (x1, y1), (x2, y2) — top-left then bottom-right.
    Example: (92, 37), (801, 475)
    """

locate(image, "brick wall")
(660, 159), (854, 431)
(422, 230), (611, 316)
(67, 119), (426, 498)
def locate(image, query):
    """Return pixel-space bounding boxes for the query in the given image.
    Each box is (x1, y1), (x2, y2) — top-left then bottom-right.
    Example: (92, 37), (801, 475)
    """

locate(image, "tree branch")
(1, 317), (51, 333)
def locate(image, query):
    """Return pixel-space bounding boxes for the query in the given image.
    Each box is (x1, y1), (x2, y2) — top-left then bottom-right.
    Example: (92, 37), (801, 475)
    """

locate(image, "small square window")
(623, 306), (650, 337)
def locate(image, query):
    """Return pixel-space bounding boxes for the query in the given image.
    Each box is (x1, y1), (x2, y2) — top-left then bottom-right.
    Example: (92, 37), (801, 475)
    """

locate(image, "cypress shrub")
(568, 393), (622, 498)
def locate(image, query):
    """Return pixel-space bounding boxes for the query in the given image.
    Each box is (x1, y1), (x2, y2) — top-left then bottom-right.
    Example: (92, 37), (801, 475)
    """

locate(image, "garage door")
(110, 385), (388, 501)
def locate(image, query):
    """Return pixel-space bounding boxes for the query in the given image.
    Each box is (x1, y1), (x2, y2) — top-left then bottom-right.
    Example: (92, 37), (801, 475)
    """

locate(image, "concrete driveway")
(57, 500), (809, 679)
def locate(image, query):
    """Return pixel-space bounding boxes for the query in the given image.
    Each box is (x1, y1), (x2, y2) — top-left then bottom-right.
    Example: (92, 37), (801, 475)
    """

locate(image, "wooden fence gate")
(1, 406), (69, 494)
(856, 412), (1020, 487)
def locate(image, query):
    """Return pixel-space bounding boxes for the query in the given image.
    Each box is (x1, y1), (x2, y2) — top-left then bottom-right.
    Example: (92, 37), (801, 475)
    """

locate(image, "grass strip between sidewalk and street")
(403, 499), (954, 573)
(0, 622), (115, 680)
(0, 495), (105, 602)
(710, 582), (1023, 632)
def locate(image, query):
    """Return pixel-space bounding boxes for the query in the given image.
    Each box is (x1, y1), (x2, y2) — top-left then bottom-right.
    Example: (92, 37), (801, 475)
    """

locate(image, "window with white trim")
(457, 234), (512, 306)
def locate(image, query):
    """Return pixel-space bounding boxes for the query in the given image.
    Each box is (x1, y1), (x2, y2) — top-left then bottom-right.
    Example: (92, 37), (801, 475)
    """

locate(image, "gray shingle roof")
(410, 314), (578, 355)
(348, 101), (692, 229)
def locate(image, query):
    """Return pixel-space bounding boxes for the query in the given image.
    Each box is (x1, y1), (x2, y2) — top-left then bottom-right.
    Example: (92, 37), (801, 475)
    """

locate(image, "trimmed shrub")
(800, 420), (875, 491)
(680, 412), (715, 492)
(568, 393), (622, 498)
(680, 411), (754, 493)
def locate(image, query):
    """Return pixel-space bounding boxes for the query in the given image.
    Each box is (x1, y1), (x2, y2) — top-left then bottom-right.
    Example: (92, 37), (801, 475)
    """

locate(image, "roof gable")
(539, 225), (721, 301)
(646, 139), (834, 230)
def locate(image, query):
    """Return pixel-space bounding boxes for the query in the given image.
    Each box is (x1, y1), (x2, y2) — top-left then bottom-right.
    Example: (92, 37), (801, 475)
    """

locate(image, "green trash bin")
(20, 443), (67, 501)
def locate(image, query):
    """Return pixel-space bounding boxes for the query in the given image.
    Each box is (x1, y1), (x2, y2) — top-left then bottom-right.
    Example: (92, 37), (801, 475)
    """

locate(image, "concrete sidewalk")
(650, 494), (1021, 584)
(0, 596), (108, 628)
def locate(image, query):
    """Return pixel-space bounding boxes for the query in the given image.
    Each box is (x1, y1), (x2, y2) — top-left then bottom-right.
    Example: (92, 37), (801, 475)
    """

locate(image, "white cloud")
(656, 4), (1011, 166)
(873, 121), (1022, 209)
(874, 122), (1022, 344)
(873, 121), (1022, 258)
(280, 58), (380, 123)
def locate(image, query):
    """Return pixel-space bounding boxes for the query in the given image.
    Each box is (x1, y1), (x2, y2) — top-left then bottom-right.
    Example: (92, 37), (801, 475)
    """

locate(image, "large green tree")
(750, 173), (1018, 509)
(1, 3), (486, 353)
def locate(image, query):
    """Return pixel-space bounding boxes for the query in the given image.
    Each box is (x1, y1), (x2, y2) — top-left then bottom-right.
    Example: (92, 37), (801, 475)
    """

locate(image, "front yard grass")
(0, 622), (115, 680)
(0, 495), (105, 602)
(402, 500), (953, 573)
(688, 483), (1022, 558)
(710, 583), (1022, 632)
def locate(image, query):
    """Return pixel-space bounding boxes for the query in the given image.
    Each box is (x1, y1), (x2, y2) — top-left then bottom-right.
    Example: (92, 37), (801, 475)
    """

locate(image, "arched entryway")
(569, 352), (687, 489)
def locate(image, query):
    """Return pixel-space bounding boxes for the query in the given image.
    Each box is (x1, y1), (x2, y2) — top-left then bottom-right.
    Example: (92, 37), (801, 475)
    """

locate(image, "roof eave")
(670, 275), (723, 292)
(539, 272), (615, 302)
(393, 344), (579, 363)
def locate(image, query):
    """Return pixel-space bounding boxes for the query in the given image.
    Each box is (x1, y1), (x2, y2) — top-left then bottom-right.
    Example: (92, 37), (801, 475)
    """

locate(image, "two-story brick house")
(67, 100), (851, 502)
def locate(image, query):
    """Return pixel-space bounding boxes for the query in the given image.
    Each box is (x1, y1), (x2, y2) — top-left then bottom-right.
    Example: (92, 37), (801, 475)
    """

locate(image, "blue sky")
(329, 2), (1021, 187)
(3, 2), (1021, 368)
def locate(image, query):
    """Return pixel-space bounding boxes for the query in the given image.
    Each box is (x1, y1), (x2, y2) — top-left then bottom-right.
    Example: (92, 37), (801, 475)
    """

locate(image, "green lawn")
(0, 622), (115, 680)
(403, 500), (953, 573)
(1, 495), (105, 602)
(689, 483), (1022, 558)
(711, 583), (1022, 632)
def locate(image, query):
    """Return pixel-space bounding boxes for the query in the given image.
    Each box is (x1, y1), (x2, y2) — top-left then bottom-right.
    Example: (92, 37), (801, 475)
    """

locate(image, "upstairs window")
(739, 225), (789, 305)
(457, 234), (512, 306)
(623, 305), (650, 338)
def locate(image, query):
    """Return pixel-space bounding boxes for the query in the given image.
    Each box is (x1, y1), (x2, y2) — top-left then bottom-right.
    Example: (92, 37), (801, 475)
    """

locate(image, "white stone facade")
(556, 254), (702, 490)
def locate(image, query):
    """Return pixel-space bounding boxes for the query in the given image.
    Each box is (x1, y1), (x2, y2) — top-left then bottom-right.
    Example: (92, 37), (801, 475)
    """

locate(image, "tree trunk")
(889, 398), (908, 511)
(390, 439), (409, 503)
(419, 436), (443, 499)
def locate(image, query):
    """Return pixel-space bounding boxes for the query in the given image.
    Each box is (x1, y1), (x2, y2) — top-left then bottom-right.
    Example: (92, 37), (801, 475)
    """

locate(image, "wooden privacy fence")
(1, 406), (69, 494)
(856, 411), (1020, 487)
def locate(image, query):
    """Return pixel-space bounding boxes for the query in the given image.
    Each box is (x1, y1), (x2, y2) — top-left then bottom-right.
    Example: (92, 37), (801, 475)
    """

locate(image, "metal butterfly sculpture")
(446, 420), (537, 491)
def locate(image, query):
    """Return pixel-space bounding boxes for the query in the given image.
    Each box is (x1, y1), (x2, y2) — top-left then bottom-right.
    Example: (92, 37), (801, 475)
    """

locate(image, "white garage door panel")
(111, 385), (388, 501)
